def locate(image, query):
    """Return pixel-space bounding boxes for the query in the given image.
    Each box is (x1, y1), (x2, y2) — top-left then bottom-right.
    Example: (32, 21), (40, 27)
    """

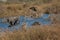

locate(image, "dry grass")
(0, 0), (60, 18)
(0, 0), (60, 40)
(0, 24), (60, 40)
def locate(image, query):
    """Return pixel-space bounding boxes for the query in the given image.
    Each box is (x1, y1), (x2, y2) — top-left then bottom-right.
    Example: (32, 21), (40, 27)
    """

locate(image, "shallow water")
(0, 14), (52, 30)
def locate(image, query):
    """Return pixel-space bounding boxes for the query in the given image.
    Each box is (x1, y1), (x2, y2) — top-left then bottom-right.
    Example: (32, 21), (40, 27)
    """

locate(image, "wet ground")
(0, 14), (52, 31)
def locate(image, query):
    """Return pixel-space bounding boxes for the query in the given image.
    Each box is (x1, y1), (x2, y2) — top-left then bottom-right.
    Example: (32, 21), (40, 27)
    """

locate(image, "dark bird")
(7, 19), (14, 27)
(44, 10), (50, 14)
(30, 7), (37, 11)
(14, 19), (19, 25)
(8, 21), (13, 27)
(32, 22), (40, 26)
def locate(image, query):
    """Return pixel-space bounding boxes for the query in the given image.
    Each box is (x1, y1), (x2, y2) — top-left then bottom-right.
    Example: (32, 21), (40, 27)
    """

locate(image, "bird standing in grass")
(29, 7), (39, 18)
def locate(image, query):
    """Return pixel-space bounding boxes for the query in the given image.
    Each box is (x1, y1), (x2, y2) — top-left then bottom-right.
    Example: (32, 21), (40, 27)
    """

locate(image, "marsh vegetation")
(0, 0), (60, 40)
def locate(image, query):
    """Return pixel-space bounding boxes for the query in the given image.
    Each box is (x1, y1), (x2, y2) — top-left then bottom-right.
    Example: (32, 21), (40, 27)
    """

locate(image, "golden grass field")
(0, 0), (60, 40)
(0, 24), (60, 40)
(0, 0), (60, 18)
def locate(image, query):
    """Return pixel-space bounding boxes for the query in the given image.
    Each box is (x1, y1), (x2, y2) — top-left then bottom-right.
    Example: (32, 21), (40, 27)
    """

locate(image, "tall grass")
(0, 24), (60, 40)
(0, 2), (60, 18)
